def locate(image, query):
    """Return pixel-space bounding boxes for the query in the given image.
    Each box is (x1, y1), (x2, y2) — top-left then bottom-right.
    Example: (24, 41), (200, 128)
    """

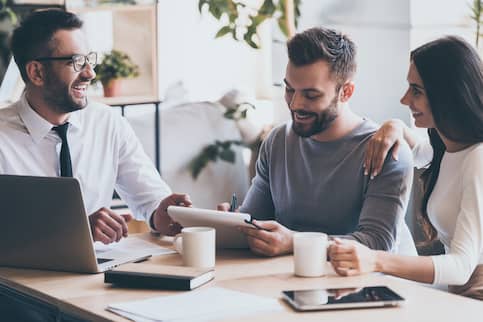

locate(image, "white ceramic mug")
(174, 227), (216, 268)
(293, 232), (328, 277)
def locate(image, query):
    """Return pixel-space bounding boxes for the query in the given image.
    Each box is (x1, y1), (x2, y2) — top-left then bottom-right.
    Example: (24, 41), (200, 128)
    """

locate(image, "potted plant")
(191, 1), (300, 178)
(189, 100), (255, 179)
(93, 49), (139, 97)
(198, 0), (301, 48)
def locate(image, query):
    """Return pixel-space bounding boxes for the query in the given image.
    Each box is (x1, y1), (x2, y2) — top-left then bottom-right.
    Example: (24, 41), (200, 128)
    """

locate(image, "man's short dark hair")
(10, 9), (83, 83)
(287, 27), (357, 86)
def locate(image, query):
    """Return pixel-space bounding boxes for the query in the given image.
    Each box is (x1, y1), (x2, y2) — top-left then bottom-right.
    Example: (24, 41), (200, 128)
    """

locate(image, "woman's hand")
(364, 119), (405, 178)
(328, 238), (379, 276)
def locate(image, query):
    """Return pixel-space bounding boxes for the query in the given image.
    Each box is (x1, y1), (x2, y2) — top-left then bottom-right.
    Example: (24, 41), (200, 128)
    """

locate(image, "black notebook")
(104, 263), (215, 291)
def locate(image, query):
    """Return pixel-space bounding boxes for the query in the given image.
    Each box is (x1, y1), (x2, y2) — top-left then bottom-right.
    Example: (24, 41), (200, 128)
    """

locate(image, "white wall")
(410, 0), (475, 48)
(272, 0), (411, 125)
(154, 0), (477, 130)
(157, 0), (271, 102)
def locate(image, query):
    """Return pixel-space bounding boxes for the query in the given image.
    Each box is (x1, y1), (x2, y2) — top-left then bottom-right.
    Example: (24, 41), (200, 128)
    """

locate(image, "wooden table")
(0, 233), (482, 322)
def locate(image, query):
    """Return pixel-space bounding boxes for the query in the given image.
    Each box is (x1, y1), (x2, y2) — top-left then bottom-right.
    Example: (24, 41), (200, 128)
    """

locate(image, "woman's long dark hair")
(411, 36), (483, 240)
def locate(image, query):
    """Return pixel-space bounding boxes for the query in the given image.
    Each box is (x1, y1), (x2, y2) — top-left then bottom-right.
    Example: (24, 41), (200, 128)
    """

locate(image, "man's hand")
(152, 193), (192, 236)
(239, 220), (294, 256)
(328, 238), (377, 276)
(217, 202), (239, 212)
(89, 208), (133, 244)
(217, 202), (230, 211)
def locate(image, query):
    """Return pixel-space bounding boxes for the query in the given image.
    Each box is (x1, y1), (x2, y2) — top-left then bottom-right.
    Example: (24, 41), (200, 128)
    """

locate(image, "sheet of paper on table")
(94, 237), (175, 258)
(108, 287), (283, 322)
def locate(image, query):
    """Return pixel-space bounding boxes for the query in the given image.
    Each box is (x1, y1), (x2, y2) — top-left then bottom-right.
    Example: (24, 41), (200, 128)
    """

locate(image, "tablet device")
(282, 286), (404, 311)
(167, 206), (256, 248)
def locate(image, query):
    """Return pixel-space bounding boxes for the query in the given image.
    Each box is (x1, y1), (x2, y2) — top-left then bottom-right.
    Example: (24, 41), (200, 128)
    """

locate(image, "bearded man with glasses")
(32, 51), (98, 112)
(0, 10), (190, 246)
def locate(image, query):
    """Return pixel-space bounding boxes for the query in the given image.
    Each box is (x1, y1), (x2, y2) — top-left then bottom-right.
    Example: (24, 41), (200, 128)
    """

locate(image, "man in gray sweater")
(227, 27), (415, 256)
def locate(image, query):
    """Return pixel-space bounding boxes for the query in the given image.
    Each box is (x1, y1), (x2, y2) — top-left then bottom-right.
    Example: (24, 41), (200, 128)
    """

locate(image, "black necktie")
(53, 123), (73, 177)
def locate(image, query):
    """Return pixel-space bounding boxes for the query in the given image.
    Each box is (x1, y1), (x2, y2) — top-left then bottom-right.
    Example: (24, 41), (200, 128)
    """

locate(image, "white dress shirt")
(0, 94), (171, 225)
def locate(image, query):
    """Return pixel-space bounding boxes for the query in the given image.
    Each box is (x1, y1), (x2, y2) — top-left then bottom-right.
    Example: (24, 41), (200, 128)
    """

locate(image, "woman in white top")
(328, 36), (483, 300)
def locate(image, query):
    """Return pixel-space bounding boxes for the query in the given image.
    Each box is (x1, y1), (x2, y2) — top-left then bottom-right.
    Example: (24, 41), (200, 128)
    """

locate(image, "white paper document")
(107, 287), (282, 322)
(95, 237), (175, 258)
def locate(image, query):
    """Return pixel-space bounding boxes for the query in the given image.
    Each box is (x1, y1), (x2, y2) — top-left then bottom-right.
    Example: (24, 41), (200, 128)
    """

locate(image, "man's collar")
(68, 108), (82, 130)
(18, 94), (54, 143)
(18, 93), (83, 143)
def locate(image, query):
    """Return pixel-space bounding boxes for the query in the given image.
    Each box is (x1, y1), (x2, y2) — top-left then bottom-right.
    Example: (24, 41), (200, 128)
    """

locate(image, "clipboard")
(167, 206), (255, 248)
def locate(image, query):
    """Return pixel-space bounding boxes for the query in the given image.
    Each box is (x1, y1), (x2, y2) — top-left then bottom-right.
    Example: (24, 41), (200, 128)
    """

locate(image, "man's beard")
(43, 70), (88, 114)
(291, 96), (339, 138)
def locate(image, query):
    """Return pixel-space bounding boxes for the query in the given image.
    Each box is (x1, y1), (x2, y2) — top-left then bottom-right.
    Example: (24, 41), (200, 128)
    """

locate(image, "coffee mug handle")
(173, 234), (183, 254)
(326, 237), (337, 261)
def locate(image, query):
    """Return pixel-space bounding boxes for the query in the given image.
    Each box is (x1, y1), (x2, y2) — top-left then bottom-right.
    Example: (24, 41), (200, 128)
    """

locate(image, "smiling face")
(400, 62), (435, 128)
(41, 29), (95, 113)
(284, 60), (342, 138)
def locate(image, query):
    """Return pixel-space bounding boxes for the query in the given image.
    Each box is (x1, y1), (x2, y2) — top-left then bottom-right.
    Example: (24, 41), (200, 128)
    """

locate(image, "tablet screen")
(282, 286), (404, 311)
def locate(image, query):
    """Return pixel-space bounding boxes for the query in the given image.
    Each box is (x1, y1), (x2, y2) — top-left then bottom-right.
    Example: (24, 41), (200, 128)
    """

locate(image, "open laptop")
(0, 175), (151, 273)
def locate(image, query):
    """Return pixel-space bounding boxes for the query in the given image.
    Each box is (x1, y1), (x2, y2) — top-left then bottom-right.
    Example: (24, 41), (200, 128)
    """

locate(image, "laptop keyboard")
(97, 258), (112, 264)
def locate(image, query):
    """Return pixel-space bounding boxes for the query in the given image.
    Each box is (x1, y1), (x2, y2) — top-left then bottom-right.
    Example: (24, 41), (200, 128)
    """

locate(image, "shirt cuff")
(430, 255), (442, 285)
(146, 200), (162, 233)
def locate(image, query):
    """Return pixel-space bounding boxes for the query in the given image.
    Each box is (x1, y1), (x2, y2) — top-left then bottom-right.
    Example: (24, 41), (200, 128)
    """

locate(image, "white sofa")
(126, 99), (251, 209)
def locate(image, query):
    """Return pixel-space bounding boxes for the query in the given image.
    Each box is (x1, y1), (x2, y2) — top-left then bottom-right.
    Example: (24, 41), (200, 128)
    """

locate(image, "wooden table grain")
(0, 233), (481, 322)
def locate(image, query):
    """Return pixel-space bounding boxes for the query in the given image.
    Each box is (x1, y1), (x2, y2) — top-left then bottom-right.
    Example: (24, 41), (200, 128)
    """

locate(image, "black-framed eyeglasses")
(35, 52), (97, 72)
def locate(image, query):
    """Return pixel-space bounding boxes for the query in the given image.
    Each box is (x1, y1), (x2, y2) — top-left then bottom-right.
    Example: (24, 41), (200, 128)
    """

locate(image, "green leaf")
(206, 145), (219, 161)
(223, 109), (236, 119)
(216, 26), (232, 38)
(294, 0), (302, 27)
(189, 150), (210, 179)
(228, 12), (237, 23)
(231, 27), (238, 40)
(240, 102), (256, 110)
(219, 148), (236, 163)
(241, 109), (248, 119)
(277, 17), (289, 37)
(249, 14), (269, 29)
(219, 141), (232, 149)
(244, 31), (260, 49)
(209, 5), (223, 19)
(189, 139), (246, 179)
(199, 0), (301, 49)
(198, 0), (208, 13)
(259, 0), (276, 16)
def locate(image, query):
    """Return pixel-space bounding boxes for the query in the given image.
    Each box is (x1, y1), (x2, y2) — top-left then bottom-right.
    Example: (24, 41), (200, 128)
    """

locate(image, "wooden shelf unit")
(69, 2), (159, 101)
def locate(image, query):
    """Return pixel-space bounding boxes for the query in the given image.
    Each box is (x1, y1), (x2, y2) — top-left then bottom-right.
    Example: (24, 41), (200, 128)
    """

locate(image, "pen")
(229, 193), (237, 212)
(244, 219), (271, 231)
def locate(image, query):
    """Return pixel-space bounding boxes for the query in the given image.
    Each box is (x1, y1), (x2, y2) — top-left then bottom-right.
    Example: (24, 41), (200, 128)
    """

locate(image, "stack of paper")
(108, 287), (282, 321)
(95, 237), (175, 258)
